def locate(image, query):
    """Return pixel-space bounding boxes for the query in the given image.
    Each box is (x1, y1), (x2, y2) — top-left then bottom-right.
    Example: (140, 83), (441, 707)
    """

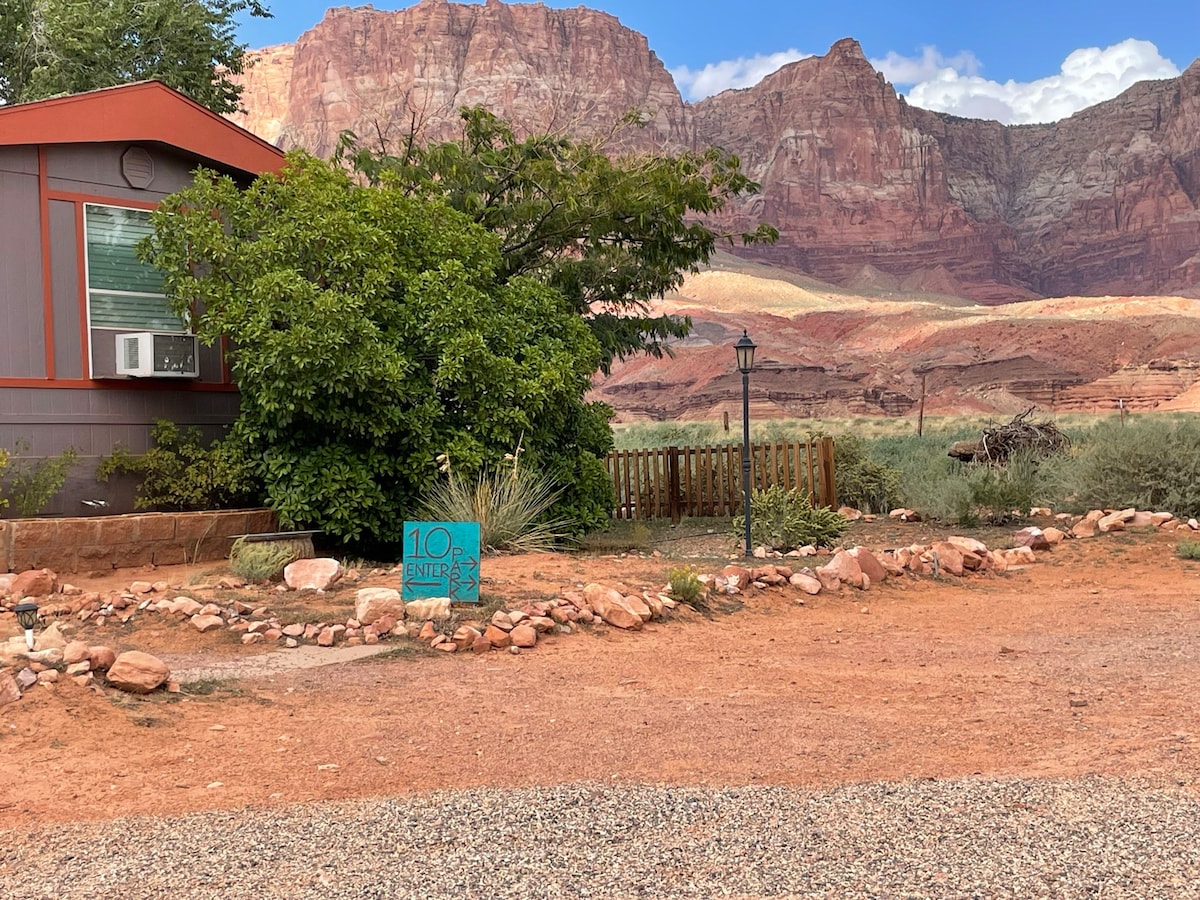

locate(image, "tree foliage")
(338, 108), (778, 373)
(0, 0), (270, 112)
(142, 153), (614, 544)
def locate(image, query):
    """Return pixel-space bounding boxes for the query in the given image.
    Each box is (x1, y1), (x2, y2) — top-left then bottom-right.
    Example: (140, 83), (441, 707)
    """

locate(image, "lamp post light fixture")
(734, 329), (757, 557)
(13, 602), (39, 651)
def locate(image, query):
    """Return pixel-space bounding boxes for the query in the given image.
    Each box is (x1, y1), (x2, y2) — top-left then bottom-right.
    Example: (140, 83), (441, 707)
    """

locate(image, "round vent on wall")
(121, 146), (155, 189)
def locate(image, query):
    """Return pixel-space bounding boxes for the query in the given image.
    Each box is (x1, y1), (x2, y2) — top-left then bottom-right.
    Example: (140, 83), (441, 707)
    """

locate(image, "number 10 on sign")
(401, 521), (481, 603)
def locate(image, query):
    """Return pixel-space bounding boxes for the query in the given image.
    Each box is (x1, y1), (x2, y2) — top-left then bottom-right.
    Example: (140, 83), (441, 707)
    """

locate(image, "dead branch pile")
(947, 408), (1070, 465)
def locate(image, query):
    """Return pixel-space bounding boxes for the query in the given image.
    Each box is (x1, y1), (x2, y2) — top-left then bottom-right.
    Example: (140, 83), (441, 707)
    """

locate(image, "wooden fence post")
(818, 436), (838, 509)
(667, 446), (681, 524)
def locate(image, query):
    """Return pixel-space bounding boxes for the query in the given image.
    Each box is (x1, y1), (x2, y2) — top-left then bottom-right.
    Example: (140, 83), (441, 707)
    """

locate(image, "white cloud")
(896, 39), (1180, 124)
(671, 50), (812, 101)
(870, 46), (981, 84)
(674, 38), (1180, 126)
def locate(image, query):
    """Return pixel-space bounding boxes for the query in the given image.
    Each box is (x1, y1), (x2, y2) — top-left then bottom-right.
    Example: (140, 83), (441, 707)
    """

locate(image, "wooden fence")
(605, 438), (837, 522)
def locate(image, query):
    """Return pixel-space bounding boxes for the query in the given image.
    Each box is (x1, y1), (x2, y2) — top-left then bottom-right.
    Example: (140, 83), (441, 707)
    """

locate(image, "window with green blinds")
(85, 204), (187, 332)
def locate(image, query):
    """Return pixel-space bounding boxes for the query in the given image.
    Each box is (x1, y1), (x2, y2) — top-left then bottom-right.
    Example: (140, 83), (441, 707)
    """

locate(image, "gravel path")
(4, 777), (1199, 899)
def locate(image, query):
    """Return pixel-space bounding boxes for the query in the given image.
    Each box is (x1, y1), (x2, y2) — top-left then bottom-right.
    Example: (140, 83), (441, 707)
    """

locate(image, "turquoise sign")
(401, 521), (481, 603)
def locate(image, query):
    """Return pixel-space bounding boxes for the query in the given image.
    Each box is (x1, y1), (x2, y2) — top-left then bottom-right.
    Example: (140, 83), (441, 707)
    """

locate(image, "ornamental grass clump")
(229, 537), (307, 583)
(420, 451), (567, 554)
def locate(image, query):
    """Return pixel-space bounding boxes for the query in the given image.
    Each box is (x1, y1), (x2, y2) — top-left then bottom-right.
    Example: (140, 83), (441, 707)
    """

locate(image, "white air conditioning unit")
(115, 332), (200, 378)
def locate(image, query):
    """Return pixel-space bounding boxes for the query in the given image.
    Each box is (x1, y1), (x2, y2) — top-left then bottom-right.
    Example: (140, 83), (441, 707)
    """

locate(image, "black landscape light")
(734, 330), (756, 557)
(13, 602), (38, 651)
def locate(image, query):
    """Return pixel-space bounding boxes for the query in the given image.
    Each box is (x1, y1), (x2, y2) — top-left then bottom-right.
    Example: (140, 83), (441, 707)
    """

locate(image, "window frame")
(83, 201), (191, 379)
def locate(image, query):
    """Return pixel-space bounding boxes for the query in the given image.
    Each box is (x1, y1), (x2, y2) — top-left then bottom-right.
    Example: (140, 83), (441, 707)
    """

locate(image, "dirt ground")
(3, 520), (1200, 827)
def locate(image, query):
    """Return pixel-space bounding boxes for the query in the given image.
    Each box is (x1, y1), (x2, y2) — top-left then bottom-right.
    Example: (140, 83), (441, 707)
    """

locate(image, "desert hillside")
(592, 253), (1200, 421)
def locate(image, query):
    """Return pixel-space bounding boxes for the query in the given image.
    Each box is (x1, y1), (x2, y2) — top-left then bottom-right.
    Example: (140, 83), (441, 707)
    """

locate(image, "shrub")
(228, 537), (307, 583)
(732, 485), (848, 551)
(2, 442), (78, 516)
(957, 451), (1043, 525)
(832, 433), (902, 514)
(668, 566), (707, 604)
(97, 420), (262, 511)
(1058, 418), (1200, 517)
(1177, 540), (1200, 561)
(419, 463), (567, 554)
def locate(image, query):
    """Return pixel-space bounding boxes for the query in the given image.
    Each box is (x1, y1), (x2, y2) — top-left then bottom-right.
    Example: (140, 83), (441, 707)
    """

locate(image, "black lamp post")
(734, 330), (756, 557)
(13, 602), (38, 651)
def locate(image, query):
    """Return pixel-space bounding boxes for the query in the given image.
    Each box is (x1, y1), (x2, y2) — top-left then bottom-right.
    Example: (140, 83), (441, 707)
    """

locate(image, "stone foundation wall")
(0, 509), (277, 573)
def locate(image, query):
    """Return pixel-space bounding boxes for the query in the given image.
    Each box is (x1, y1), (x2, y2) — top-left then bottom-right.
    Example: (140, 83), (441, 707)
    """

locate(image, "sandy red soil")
(2, 521), (1199, 827)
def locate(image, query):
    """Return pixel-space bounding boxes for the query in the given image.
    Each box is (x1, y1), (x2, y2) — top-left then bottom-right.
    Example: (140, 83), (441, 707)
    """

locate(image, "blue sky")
(236, 1), (1198, 124)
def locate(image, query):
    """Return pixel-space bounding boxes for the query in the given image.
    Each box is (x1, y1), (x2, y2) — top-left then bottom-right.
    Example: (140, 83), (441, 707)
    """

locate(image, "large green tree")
(0, 0), (270, 113)
(144, 153), (614, 544)
(339, 108), (778, 374)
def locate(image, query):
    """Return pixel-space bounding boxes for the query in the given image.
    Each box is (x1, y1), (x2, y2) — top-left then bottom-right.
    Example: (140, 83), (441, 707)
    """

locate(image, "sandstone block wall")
(0, 509), (277, 573)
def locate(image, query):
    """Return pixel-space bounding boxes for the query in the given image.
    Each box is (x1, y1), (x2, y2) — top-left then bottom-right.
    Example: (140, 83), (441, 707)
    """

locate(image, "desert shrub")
(1058, 418), (1200, 516)
(866, 431), (974, 521)
(97, 420), (262, 511)
(1177, 540), (1200, 561)
(2, 442), (78, 516)
(420, 464), (567, 554)
(832, 434), (902, 514)
(956, 451), (1043, 525)
(732, 485), (848, 551)
(667, 566), (707, 604)
(228, 537), (307, 583)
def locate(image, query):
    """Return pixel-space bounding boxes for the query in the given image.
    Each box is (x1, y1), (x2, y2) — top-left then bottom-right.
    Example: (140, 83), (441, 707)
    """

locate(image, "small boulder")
(789, 572), (822, 595)
(62, 640), (91, 666)
(927, 542), (966, 577)
(848, 548), (887, 585)
(88, 646), (116, 671)
(283, 558), (343, 592)
(106, 651), (170, 694)
(405, 597), (451, 622)
(11, 568), (57, 599)
(1098, 509), (1135, 534)
(510, 625), (538, 648)
(33, 621), (66, 652)
(1012, 527), (1051, 551)
(354, 588), (405, 626)
(720, 566), (753, 590)
(190, 614), (225, 633)
(817, 550), (865, 589)
(0, 672), (21, 707)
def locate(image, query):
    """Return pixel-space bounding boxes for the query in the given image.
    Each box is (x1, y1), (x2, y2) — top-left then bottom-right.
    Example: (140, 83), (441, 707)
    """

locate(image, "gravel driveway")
(4, 776), (1198, 899)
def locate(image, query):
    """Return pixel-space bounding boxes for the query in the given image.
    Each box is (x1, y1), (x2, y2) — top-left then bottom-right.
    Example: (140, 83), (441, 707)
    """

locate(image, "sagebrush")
(732, 485), (848, 551)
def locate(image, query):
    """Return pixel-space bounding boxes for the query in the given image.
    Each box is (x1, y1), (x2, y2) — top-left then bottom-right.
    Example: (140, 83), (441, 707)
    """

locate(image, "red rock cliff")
(231, 0), (689, 158)
(231, 3), (1200, 301)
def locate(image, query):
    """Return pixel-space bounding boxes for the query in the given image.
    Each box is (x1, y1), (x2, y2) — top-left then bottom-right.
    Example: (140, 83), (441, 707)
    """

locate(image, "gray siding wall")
(48, 199), (83, 379)
(0, 387), (239, 517)
(45, 144), (197, 200)
(0, 146), (45, 378)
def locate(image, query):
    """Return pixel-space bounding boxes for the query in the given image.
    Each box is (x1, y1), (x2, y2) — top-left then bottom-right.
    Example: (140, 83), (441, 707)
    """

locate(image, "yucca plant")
(420, 450), (567, 554)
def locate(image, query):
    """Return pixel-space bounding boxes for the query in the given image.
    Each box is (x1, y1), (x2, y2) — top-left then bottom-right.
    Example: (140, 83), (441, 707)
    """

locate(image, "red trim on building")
(49, 189), (159, 209)
(37, 146), (55, 379)
(0, 81), (286, 175)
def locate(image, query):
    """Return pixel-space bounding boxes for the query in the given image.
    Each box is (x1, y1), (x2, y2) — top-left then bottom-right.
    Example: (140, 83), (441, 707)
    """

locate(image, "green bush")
(732, 485), (848, 551)
(2, 442), (78, 516)
(667, 566), (707, 604)
(1177, 540), (1200, 561)
(1058, 418), (1200, 517)
(832, 433), (902, 514)
(419, 464), (568, 554)
(956, 451), (1043, 525)
(97, 420), (262, 512)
